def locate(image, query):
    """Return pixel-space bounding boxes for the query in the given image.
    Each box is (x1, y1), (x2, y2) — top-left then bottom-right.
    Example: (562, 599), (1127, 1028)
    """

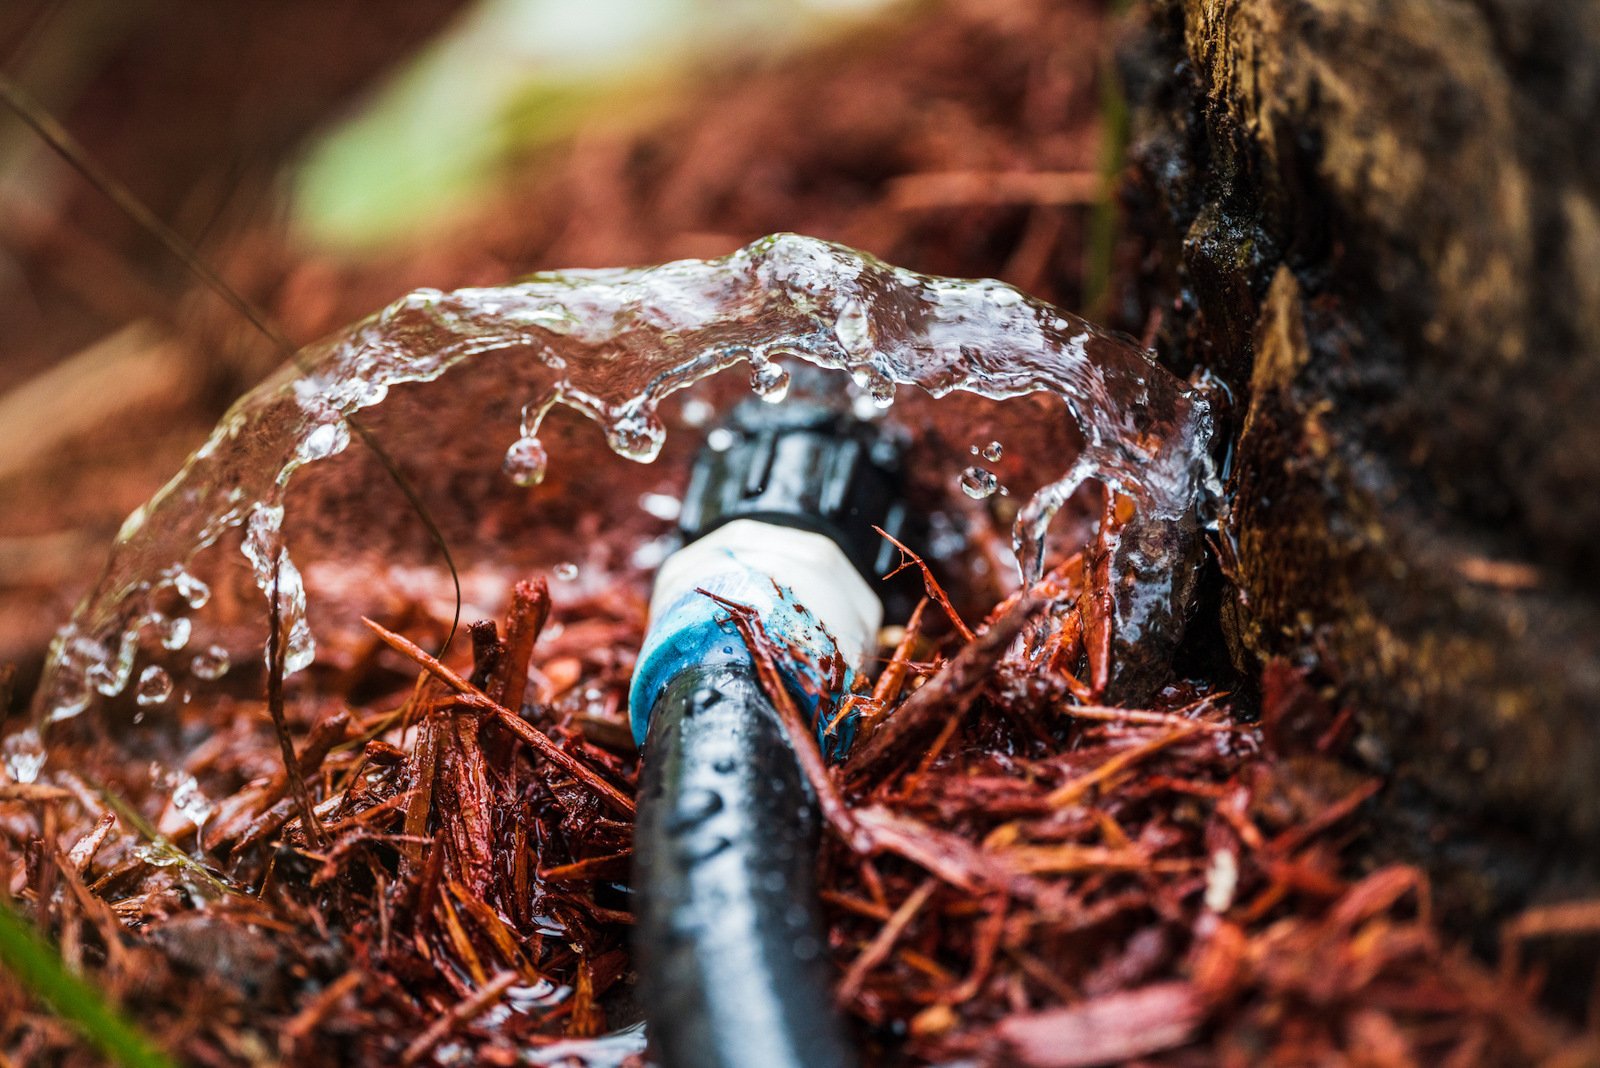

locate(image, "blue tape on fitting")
(629, 563), (860, 761)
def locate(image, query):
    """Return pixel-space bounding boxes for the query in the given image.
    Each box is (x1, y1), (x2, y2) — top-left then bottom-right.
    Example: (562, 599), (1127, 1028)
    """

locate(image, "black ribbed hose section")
(634, 662), (858, 1068)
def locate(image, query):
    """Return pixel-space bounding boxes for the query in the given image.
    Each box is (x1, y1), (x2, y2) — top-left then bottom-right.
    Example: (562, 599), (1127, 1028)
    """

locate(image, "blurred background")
(0, 0), (1122, 708)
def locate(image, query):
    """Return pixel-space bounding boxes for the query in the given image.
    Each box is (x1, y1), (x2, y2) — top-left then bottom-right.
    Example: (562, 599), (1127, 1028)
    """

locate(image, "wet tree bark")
(1125, 0), (1600, 921)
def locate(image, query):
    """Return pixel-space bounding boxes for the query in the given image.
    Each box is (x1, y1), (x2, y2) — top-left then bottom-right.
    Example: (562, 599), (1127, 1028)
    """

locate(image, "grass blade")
(0, 899), (176, 1068)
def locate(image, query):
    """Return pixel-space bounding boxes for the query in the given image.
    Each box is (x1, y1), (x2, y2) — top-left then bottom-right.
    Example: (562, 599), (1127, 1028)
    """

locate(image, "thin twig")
(874, 526), (973, 641)
(699, 590), (871, 853)
(399, 970), (517, 1066)
(848, 596), (1042, 779)
(837, 877), (937, 1002)
(1046, 724), (1202, 808)
(867, 597), (929, 725)
(1059, 700), (1240, 733)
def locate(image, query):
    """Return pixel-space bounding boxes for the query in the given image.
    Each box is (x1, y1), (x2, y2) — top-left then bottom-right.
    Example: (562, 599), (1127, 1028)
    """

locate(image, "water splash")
(33, 234), (1215, 725)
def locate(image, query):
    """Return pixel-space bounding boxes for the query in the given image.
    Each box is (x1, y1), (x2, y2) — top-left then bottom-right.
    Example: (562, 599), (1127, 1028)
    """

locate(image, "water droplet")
(960, 466), (1000, 499)
(706, 427), (736, 452)
(749, 361), (791, 403)
(130, 844), (182, 870)
(170, 771), (212, 844)
(681, 398), (715, 427)
(86, 663), (116, 696)
(135, 665), (173, 706)
(241, 503), (315, 675)
(606, 410), (665, 463)
(503, 436), (549, 487)
(982, 440), (1004, 462)
(668, 788), (724, 832)
(87, 631), (137, 697)
(630, 535), (673, 570)
(172, 571), (210, 609)
(639, 493), (681, 521)
(4, 728), (46, 784)
(553, 562), (579, 581)
(851, 366), (896, 409)
(191, 646), (231, 681)
(153, 614), (191, 652)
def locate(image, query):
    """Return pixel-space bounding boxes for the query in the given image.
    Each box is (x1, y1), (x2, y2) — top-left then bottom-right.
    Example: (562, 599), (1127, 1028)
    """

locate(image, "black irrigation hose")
(635, 662), (858, 1068)
(631, 395), (908, 1067)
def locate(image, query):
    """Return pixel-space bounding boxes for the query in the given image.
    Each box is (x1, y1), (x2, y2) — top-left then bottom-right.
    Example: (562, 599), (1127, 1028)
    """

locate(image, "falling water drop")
(171, 571), (210, 609)
(749, 361), (791, 403)
(867, 374), (896, 408)
(681, 398), (715, 427)
(554, 562), (579, 581)
(191, 645), (231, 681)
(639, 493), (681, 521)
(153, 614), (192, 652)
(959, 466), (1000, 500)
(982, 441), (1003, 462)
(3, 728), (46, 784)
(135, 665), (174, 707)
(503, 436), (549, 487)
(170, 771), (213, 848)
(605, 410), (666, 463)
(848, 366), (896, 411)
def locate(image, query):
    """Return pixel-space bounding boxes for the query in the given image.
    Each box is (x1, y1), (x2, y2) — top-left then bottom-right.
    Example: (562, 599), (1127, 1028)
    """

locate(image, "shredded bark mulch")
(2, 510), (1594, 1065)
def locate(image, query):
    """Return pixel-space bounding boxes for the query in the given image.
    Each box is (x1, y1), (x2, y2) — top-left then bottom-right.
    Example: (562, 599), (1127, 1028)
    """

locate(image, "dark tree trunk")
(1126, 0), (1600, 921)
